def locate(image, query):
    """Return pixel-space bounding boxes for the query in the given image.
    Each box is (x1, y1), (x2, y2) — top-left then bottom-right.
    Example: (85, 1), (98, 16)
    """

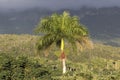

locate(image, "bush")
(0, 53), (120, 80)
(0, 53), (52, 80)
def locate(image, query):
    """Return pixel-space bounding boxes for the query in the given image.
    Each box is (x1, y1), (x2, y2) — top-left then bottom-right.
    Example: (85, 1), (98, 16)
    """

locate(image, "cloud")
(0, 0), (120, 11)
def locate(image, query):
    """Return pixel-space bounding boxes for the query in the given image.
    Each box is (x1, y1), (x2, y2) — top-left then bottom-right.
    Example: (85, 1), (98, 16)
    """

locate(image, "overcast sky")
(0, 0), (120, 11)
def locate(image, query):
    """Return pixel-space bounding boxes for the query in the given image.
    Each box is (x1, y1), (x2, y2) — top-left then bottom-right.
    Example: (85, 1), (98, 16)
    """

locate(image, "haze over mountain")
(0, 7), (120, 37)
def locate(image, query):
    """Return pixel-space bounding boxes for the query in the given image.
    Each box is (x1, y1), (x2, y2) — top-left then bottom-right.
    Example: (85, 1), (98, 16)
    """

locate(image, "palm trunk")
(62, 58), (66, 74)
(61, 14), (66, 74)
(61, 38), (66, 74)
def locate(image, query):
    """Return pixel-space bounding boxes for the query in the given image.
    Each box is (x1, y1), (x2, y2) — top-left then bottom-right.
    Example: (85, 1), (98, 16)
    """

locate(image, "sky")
(0, 0), (120, 11)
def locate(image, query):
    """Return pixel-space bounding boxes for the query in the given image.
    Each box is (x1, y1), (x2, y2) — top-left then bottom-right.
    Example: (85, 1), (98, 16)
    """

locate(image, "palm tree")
(34, 11), (93, 74)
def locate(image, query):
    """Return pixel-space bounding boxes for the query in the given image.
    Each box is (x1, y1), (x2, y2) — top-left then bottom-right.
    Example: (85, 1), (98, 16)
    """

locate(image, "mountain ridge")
(0, 7), (120, 40)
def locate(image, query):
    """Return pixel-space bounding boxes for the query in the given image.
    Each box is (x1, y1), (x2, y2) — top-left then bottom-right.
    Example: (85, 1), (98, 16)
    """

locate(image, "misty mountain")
(0, 7), (120, 40)
(0, 8), (52, 34)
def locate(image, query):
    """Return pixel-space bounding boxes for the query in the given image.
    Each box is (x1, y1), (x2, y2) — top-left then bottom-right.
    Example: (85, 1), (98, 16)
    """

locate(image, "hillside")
(0, 34), (120, 61)
(0, 34), (120, 79)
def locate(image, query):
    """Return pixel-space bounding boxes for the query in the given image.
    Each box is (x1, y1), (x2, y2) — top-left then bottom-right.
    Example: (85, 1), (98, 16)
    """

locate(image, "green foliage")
(34, 11), (92, 53)
(0, 52), (120, 80)
(0, 53), (52, 80)
(0, 53), (14, 80)
(0, 34), (120, 79)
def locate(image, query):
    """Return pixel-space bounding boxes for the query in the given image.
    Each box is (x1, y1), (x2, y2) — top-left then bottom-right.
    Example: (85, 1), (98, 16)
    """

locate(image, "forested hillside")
(0, 34), (120, 79)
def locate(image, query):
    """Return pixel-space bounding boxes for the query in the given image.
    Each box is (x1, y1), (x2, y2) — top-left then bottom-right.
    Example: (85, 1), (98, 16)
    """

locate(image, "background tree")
(34, 11), (93, 74)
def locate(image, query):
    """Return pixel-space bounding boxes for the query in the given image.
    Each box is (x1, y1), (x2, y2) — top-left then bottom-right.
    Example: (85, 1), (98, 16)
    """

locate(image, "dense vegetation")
(34, 11), (93, 74)
(0, 34), (120, 80)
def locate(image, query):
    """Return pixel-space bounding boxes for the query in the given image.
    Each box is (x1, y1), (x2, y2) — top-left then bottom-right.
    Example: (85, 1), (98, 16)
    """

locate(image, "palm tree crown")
(35, 11), (93, 53)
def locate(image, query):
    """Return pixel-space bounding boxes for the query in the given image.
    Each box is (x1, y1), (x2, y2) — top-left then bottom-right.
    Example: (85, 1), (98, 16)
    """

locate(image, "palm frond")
(64, 35), (77, 53)
(76, 36), (94, 50)
(36, 34), (56, 50)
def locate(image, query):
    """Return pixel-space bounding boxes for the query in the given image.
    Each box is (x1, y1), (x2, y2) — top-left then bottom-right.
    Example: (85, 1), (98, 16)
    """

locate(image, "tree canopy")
(35, 11), (93, 54)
